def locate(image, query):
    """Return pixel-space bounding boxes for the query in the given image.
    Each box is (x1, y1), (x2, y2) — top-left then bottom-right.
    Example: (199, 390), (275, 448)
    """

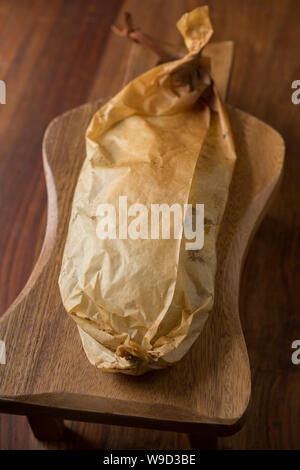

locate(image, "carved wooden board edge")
(0, 392), (245, 436)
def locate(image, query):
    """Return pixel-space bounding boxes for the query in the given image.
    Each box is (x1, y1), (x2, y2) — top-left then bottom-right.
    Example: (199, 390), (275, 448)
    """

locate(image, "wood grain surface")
(0, 0), (298, 450)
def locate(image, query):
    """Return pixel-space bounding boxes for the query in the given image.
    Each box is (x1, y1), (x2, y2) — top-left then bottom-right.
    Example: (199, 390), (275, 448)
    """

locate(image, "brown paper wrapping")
(58, 6), (237, 375)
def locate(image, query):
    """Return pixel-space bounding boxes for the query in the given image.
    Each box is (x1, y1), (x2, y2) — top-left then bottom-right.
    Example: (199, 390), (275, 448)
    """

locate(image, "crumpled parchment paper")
(58, 6), (237, 375)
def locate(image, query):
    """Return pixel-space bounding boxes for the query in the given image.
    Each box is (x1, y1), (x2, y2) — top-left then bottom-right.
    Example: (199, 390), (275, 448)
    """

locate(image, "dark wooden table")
(0, 0), (299, 450)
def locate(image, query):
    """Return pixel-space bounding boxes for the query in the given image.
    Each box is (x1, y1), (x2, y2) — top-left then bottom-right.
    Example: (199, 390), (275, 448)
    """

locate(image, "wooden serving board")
(0, 40), (284, 437)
